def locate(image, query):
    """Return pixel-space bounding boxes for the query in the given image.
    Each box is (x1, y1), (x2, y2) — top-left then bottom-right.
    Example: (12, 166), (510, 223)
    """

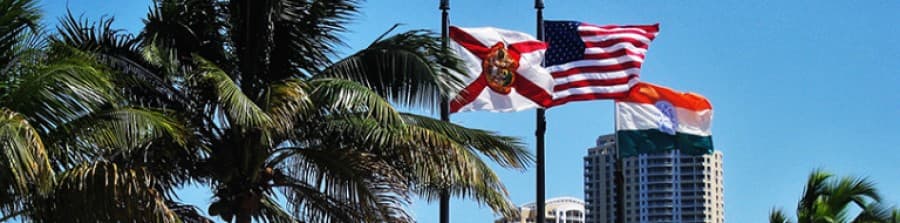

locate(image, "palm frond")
(54, 12), (140, 53)
(320, 29), (466, 110)
(33, 161), (179, 222)
(167, 201), (215, 223)
(827, 176), (881, 216)
(268, 0), (360, 80)
(194, 56), (273, 129)
(0, 108), (53, 201)
(851, 202), (893, 223)
(143, 0), (228, 66)
(54, 12), (189, 109)
(265, 79), (312, 135)
(413, 145), (519, 218)
(255, 195), (297, 223)
(308, 78), (403, 125)
(275, 146), (412, 223)
(70, 107), (189, 150)
(45, 107), (197, 172)
(0, 0), (41, 67)
(304, 114), (521, 218)
(3, 47), (116, 132)
(798, 169), (833, 221)
(400, 113), (532, 169)
(398, 121), (519, 218)
(770, 207), (792, 223)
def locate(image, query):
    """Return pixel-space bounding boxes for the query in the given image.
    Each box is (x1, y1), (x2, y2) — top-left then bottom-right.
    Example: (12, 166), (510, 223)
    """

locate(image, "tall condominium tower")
(584, 134), (724, 223)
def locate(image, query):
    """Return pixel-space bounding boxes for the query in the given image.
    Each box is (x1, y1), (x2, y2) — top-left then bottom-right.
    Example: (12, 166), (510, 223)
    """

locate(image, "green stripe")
(616, 129), (714, 158)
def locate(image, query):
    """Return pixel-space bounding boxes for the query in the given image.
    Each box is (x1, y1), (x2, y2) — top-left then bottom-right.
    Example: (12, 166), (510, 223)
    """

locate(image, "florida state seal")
(481, 42), (519, 94)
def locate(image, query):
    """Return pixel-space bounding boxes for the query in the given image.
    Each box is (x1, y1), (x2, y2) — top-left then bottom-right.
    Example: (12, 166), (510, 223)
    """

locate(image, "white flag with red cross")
(448, 26), (554, 113)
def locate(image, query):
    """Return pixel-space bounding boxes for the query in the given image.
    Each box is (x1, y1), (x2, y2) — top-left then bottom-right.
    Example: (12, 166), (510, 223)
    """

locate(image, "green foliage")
(0, 0), (534, 222)
(770, 169), (899, 223)
(0, 0), (41, 67)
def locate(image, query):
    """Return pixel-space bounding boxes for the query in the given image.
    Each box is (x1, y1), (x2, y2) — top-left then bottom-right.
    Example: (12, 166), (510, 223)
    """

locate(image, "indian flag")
(615, 82), (714, 157)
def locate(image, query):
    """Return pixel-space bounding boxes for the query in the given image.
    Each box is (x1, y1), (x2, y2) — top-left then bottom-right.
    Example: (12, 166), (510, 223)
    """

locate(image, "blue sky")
(39, 0), (900, 222)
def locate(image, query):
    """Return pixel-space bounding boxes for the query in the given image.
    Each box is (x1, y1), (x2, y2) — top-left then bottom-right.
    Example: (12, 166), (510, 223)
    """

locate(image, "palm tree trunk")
(235, 212), (251, 223)
(235, 192), (259, 223)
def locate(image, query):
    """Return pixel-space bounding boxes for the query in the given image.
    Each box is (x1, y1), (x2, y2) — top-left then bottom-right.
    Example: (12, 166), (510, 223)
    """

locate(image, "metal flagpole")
(439, 1), (451, 223)
(614, 102), (625, 223)
(534, 1), (547, 223)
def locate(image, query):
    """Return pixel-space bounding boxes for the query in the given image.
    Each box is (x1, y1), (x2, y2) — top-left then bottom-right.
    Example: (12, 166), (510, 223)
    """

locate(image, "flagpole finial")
(440, 0), (449, 10)
(535, 0), (544, 9)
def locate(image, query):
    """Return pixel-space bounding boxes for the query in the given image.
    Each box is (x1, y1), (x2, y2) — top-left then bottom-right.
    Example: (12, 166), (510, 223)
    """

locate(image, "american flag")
(544, 21), (659, 107)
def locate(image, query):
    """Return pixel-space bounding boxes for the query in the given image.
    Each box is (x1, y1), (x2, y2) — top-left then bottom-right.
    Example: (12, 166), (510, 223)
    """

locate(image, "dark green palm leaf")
(308, 113), (523, 218)
(143, 0), (228, 66)
(0, 0), (40, 67)
(194, 57), (273, 129)
(34, 161), (180, 222)
(320, 29), (466, 110)
(55, 12), (190, 109)
(275, 146), (411, 223)
(400, 113), (532, 168)
(827, 176), (881, 214)
(3, 47), (116, 132)
(168, 201), (216, 223)
(798, 169), (833, 222)
(777, 170), (891, 223)
(852, 203), (893, 223)
(308, 78), (404, 125)
(265, 79), (313, 135)
(45, 107), (196, 169)
(770, 208), (792, 223)
(268, 0), (360, 80)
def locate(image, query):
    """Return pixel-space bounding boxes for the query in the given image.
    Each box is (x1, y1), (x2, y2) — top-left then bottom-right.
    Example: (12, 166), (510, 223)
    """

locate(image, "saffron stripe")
(616, 82), (713, 111)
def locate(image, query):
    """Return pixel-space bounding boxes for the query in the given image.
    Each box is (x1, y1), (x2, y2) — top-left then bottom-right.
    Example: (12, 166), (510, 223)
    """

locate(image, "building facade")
(584, 134), (724, 223)
(496, 197), (586, 223)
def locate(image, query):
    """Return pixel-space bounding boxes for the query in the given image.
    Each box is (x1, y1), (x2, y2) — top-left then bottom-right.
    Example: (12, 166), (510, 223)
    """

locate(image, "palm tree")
(40, 0), (533, 222)
(1, 0), (204, 222)
(769, 169), (896, 223)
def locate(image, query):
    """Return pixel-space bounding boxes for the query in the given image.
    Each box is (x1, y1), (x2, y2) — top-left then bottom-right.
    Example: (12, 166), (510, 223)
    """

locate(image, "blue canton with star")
(544, 21), (585, 66)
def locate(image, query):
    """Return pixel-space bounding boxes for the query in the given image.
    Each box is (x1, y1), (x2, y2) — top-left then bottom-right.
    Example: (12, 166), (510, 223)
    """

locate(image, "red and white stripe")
(549, 24), (659, 107)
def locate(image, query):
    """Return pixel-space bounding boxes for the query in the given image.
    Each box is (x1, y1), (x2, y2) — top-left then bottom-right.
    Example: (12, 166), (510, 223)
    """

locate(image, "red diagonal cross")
(449, 27), (553, 113)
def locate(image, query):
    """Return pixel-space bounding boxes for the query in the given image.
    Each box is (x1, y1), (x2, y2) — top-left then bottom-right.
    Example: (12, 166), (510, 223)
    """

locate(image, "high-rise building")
(584, 134), (724, 223)
(495, 197), (586, 223)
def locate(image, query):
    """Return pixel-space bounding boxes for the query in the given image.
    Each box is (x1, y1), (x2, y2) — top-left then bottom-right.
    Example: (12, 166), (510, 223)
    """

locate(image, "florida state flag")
(448, 26), (554, 113)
